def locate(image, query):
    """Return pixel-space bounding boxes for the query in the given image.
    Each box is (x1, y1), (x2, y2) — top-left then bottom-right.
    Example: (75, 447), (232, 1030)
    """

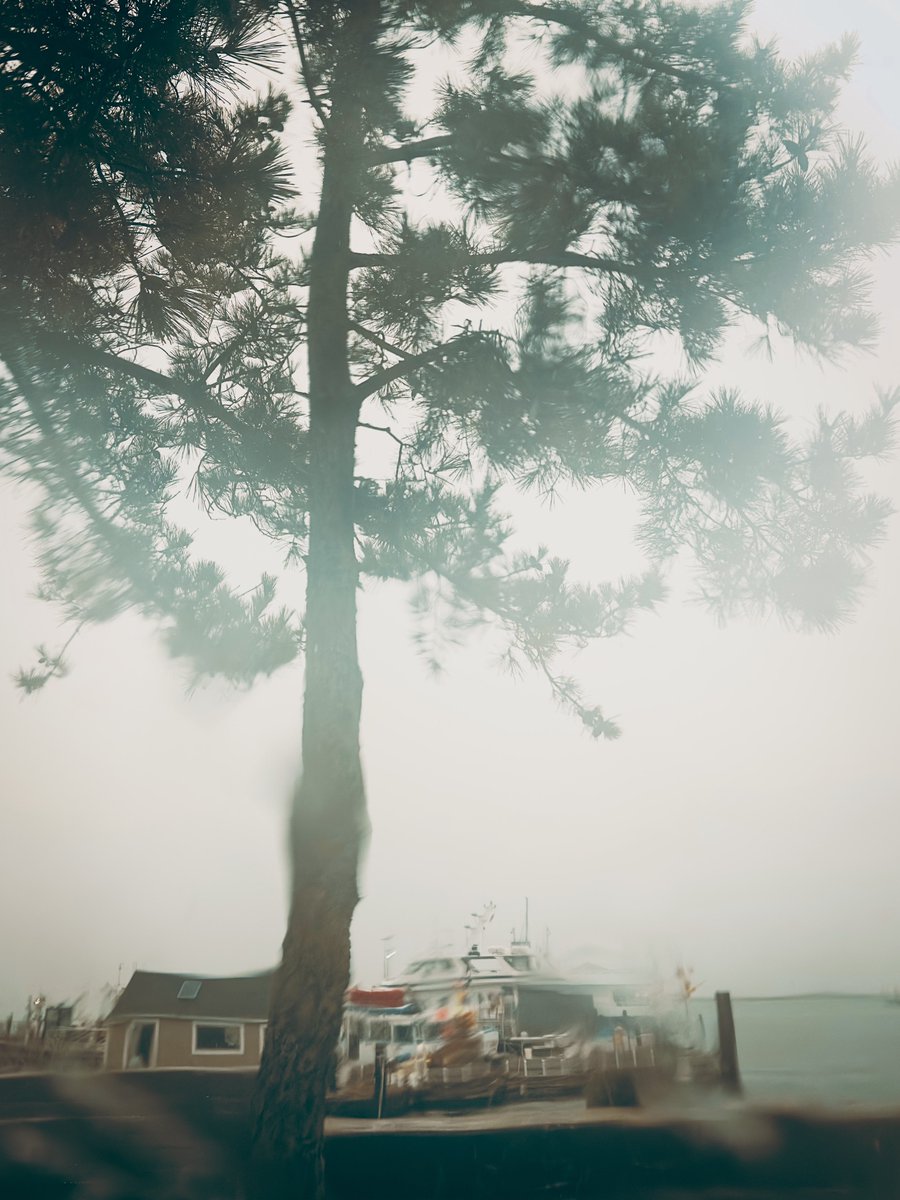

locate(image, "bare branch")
(354, 332), (490, 400)
(357, 420), (406, 447)
(368, 135), (454, 165)
(284, 0), (330, 128)
(349, 321), (413, 360)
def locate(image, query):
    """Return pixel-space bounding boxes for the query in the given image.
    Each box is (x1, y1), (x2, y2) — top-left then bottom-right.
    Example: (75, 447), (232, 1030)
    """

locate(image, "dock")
(3, 1070), (900, 1197)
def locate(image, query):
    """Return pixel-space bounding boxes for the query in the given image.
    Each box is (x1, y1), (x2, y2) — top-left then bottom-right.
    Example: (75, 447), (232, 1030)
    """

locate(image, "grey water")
(691, 994), (900, 1109)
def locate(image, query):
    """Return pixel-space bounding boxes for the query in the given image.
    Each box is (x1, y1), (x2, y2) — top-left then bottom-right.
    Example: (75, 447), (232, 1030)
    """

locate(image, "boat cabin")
(337, 988), (429, 1087)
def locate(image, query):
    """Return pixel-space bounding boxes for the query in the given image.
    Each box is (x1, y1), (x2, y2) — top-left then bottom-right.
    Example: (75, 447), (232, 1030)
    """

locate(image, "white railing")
(519, 1054), (586, 1077)
(425, 1062), (492, 1084)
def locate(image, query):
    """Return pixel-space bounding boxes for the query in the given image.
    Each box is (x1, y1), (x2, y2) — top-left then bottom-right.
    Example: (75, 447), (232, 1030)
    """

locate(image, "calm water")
(691, 995), (900, 1108)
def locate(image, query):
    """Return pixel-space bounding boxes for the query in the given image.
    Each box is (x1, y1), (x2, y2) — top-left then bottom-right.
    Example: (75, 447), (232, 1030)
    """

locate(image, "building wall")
(106, 1017), (265, 1070)
(106, 1022), (127, 1070)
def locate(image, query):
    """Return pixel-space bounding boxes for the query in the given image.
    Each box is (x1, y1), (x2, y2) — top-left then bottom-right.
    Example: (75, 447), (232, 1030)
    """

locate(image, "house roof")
(107, 969), (274, 1023)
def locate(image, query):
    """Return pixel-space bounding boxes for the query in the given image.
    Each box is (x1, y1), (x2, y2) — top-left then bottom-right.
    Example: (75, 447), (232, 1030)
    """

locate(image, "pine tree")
(2, 1), (898, 1194)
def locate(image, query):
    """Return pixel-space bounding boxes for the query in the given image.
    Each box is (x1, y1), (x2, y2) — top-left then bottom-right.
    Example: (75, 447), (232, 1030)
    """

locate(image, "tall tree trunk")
(252, 5), (378, 1196)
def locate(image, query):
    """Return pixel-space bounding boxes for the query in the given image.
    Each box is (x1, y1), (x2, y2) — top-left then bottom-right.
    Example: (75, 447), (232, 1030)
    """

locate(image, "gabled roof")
(107, 969), (274, 1023)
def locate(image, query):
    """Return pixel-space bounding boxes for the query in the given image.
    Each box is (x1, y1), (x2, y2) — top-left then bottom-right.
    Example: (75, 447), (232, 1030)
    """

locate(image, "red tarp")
(346, 987), (407, 1008)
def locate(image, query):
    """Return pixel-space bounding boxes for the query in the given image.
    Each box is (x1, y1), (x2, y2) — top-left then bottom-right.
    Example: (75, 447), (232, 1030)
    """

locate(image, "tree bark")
(251, 5), (379, 1197)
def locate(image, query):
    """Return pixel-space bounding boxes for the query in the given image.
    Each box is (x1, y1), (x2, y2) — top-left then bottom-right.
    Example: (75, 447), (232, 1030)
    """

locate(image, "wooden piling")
(715, 991), (741, 1094)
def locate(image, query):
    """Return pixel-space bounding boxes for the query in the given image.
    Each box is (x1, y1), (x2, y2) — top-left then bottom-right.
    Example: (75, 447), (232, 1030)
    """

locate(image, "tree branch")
(357, 420), (406, 479)
(15, 619), (88, 693)
(30, 330), (261, 440)
(1, 345), (140, 569)
(368, 135), (455, 165)
(284, 0), (330, 128)
(419, 552), (622, 737)
(350, 248), (644, 279)
(511, 3), (721, 88)
(354, 332), (490, 400)
(349, 320), (413, 360)
(357, 420), (407, 447)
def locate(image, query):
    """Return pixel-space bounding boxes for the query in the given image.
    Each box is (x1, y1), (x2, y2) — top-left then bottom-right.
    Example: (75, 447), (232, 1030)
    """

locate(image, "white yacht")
(390, 938), (588, 1039)
(383, 909), (675, 1039)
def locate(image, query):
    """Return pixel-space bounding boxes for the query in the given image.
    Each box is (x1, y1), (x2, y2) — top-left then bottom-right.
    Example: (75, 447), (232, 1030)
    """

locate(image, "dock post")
(373, 1042), (387, 1118)
(715, 991), (741, 1094)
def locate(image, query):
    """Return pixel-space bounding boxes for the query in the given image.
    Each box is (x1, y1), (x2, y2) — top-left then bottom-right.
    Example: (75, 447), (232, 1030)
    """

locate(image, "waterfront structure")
(105, 970), (271, 1070)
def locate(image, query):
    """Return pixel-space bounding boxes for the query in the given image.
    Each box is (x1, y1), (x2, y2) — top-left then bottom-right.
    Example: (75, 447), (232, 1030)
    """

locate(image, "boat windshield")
(404, 958), (456, 976)
(466, 955), (510, 975)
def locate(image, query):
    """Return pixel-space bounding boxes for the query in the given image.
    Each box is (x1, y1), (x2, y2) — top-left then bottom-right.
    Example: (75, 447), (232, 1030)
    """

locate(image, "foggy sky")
(2, 0), (900, 1022)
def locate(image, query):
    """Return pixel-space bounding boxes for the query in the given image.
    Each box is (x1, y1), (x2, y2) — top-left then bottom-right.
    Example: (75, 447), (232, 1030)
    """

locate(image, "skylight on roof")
(177, 980), (202, 1000)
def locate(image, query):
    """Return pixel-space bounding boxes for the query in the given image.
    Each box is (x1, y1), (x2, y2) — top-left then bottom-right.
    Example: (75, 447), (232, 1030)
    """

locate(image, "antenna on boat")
(525, 897), (529, 943)
(468, 903), (495, 952)
(381, 935), (395, 980)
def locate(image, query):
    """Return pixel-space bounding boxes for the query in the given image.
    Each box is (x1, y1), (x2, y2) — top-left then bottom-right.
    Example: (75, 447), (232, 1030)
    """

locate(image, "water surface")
(692, 995), (900, 1108)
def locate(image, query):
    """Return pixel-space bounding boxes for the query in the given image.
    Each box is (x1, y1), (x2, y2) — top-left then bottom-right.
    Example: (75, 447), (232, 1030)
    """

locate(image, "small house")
(105, 969), (273, 1070)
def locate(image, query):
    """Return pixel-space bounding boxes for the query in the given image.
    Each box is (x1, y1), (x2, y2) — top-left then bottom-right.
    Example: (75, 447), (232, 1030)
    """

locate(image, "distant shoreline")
(724, 992), (885, 1002)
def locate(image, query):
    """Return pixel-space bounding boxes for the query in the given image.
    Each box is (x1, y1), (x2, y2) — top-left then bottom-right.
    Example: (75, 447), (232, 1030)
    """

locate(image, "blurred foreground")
(2, 1069), (900, 1199)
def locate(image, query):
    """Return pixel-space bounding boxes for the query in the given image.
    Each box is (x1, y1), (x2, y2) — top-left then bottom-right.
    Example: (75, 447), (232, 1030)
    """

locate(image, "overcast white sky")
(2, 0), (900, 1021)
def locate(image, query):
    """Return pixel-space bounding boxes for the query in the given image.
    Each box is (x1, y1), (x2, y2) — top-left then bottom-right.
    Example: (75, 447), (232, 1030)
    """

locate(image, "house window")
(193, 1022), (244, 1054)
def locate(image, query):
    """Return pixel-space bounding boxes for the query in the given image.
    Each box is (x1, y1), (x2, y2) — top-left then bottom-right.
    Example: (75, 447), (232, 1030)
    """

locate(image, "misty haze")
(2, 0), (900, 1197)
